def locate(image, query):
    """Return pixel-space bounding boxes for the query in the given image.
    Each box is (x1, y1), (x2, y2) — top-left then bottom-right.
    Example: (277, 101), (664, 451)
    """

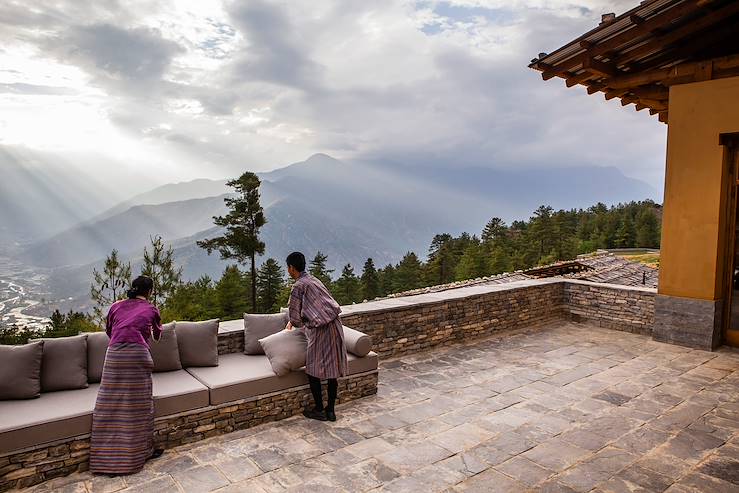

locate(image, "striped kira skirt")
(90, 343), (154, 475)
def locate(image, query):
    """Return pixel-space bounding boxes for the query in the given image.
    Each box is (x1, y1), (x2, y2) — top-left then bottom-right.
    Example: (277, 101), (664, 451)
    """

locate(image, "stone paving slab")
(21, 321), (739, 493)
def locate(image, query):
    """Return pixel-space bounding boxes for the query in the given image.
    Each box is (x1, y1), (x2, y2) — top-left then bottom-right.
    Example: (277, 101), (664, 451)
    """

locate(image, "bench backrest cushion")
(258, 328), (307, 377)
(150, 322), (183, 372)
(244, 312), (288, 355)
(176, 319), (219, 367)
(343, 326), (372, 357)
(86, 332), (109, 383)
(0, 341), (44, 400)
(36, 335), (88, 392)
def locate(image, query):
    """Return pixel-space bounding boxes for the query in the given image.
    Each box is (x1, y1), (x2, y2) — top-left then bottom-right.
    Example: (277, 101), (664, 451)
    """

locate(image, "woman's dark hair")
(286, 252), (306, 272)
(127, 275), (154, 299)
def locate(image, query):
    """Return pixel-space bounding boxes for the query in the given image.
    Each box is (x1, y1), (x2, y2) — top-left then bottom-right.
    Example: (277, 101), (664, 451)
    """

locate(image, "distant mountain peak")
(305, 153), (339, 163)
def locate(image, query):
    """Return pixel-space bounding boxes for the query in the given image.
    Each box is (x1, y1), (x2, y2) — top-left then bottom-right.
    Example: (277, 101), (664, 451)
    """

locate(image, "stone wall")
(341, 281), (567, 358)
(0, 372), (378, 492)
(338, 279), (656, 358)
(564, 281), (656, 335)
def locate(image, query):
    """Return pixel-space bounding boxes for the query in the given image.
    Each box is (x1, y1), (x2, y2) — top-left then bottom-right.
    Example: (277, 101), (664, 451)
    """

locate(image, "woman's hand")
(285, 321), (293, 331)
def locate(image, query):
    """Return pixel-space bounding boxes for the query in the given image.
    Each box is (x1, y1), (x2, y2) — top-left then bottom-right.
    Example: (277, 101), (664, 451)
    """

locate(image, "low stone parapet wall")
(339, 279), (656, 358)
(564, 280), (656, 335)
(340, 280), (567, 358)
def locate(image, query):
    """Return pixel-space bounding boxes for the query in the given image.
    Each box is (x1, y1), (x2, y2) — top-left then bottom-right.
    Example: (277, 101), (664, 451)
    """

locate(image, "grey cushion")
(150, 322), (182, 372)
(343, 326), (372, 357)
(244, 312), (288, 355)
(0, 383), (99, 454)
(37, 335), (89, 392)
(86, 331), (109, 383)
(152, 370), (209, 417)
(348, 352), (379, 374)
(0, 341), (44, 400)
(176, 319), (219, 367)
(187, 351), (379, 406)
(259, 329), (307, 377)
(0, 372), (212, 454)
(187, 353), (309, 405)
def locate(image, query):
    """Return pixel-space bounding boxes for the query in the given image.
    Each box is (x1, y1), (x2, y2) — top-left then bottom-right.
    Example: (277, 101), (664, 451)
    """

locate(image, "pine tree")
(488, 245), (512, 274)
(197, 172), (266, 311)
(90, 249), (132, 326)
(635, 209), (661, 247)
(482, 217), (507, 244)
(455, 238), (487, 281)
(378, 264), (396, 296)
(275, 279), (294, 312)
(426, 234), (456, 285)
(616, 215), (636, 247)
(394, 252), (423, 292)
(141, 235), (183, 306)
(333, 264), (361, 305)
(360, 258), (380, 301)
(161, 276), (216, 322)
(257, 258), (286, 313)
(309, 251), (334, 287)
(215, 266), (251, 319)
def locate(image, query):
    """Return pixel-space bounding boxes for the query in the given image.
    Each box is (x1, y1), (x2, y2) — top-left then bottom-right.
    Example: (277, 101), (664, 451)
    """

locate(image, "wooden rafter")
(605, 53), (739, 89)
(537, 0), (702, 75)
(615, 1), (739, 66)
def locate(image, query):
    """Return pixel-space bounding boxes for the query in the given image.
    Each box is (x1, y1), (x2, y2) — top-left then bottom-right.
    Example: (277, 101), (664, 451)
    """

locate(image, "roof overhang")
(529, 0), (739, 123)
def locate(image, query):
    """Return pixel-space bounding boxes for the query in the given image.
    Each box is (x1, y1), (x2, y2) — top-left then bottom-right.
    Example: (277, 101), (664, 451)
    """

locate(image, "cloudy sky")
(1, 0), (666, 198)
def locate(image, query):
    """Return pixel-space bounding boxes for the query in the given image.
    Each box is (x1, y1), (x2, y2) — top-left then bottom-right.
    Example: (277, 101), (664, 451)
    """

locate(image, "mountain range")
(9, 153), (657, 305)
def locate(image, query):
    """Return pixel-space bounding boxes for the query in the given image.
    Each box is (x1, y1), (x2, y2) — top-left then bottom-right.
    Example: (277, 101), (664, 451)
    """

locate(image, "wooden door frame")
(720, 132), (739, 347)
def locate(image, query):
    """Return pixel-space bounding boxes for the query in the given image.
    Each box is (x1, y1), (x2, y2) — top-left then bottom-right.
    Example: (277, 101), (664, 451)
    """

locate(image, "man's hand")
(285, 321), (293, 331)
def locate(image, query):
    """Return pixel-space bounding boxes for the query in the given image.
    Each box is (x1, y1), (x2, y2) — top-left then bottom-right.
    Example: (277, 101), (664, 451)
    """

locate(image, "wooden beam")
(565, 72), (594, 87)
(630, 14), (645, 25)
(605, 53), (739, 89)
(617, 20), (739, 74)
(635, 103), (648, 111)
(658, 111), (669, 123)
(616, 1), (739, 67)
(544, 1), (702, 74)
(621, 96), (638, 106)
(631, 85), (669, 100)
(639, 98), (668, 110)
(604, 88), (628, 100)
(586, 83), (606, 95)
(582, 57), (619, 77)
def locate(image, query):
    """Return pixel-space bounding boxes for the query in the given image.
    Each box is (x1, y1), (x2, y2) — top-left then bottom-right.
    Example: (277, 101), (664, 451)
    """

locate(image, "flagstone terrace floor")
(24, 322), (739, 493)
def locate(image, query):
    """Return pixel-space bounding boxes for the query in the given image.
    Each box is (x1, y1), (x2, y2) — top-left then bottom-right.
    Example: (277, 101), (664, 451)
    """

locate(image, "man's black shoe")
(149, 448), (165, 460)
(303, 408), (327, 421)
(325, 410), (337, 422)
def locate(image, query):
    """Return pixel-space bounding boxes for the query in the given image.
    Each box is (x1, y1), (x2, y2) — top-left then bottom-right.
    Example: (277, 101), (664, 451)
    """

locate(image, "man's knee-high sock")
(308, 375), (324, 411)
(327, 379), (338, 412)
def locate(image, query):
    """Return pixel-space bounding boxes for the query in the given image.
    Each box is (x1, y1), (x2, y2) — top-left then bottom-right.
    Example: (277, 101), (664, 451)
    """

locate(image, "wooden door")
(721, 133), (739, 347)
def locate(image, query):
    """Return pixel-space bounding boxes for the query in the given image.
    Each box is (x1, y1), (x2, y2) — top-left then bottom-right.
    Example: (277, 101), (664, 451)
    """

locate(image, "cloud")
(60, 24), (183, 80)
(0, 0), (667, 195)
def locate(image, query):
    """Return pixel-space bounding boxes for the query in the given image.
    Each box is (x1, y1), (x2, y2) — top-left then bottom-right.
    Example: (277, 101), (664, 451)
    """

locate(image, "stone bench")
(0, 323), (378, 491)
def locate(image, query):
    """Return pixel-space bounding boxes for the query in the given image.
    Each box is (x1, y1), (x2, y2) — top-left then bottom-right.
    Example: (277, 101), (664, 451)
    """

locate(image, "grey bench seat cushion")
(152, 370), (209, 417)
(0, 384), (100, 454)
(186, 352), (379, 406)
(0, 371), (210, 454)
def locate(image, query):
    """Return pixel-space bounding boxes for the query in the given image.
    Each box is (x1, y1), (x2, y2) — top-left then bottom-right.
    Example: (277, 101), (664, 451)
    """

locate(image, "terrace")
(11, 278), (739, 493)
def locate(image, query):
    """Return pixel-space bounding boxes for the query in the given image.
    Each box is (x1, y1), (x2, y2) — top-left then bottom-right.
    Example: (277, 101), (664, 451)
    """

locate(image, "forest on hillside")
(159, 199), (661, 321)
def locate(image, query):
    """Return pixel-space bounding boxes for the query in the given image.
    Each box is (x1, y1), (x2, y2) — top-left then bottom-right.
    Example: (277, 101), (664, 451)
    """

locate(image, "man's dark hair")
(286, 252), (306, 272)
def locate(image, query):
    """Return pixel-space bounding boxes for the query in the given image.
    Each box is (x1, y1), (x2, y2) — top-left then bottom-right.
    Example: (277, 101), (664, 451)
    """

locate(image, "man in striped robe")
(286, 252), (348, 422)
